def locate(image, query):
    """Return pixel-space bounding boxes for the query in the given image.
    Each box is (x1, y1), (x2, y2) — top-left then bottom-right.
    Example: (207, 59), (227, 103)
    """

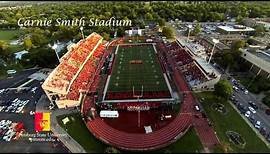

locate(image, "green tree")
(30, 33), (49, 47)
(191, 23), (201, 36)
(231, 40), (245, 52)
(162, 26), (175, 39)
(0, 41), (10, 59)
(254, 25), (266, 36)
(214, 80), (233, 100)
(102, 32), (110, 41)
(23, 37), (33, 50)
(104, 147), (120, 153)
(158, 18), (166, 27)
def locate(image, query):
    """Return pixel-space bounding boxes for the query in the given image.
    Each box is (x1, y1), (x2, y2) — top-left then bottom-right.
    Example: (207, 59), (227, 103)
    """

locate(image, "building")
(243, 18), (270, 31)
(217, 25), (255, 35)
(196, 35), (230, 53)
(125, 27), (144, 36)
(241, 49), (270, 78)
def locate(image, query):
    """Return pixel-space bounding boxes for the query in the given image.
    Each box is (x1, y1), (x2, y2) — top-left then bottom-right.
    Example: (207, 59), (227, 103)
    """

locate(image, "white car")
(0, 89), (5, 94)
(195, 105), (200, 111)
(16, 106), (24, 113)
(248, 107), (256, 114)
(31, 87), (37, 93)
(12, 98), (19, 103)
(30, 111), (35, 115)
(255, 121), (261, 129)
(245, 111), (251, 118)
(244, 90), (249, 95)
(233, 86), (239, 91)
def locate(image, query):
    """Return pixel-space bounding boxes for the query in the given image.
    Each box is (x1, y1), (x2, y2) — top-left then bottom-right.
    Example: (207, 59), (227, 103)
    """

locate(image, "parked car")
(248, 101), (258, 110)
(255, 121), (261, 129)
(248, 115), (255, 124)
(265, 109), (270, 115)
(245, 111), (251, 118)
(195, 105), (200, 111)
(248, 106), (256, 114)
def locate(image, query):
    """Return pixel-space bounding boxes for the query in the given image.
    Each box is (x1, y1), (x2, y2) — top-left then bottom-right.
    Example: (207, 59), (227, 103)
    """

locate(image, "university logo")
(34, 112), (51, 132)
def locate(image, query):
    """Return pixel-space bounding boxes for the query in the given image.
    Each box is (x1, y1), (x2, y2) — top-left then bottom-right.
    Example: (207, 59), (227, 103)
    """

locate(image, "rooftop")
(218, 25), (255, 32)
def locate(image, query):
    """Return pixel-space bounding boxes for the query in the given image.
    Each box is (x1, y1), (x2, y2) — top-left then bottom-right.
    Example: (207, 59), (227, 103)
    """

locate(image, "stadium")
(42, 32), (220, 151)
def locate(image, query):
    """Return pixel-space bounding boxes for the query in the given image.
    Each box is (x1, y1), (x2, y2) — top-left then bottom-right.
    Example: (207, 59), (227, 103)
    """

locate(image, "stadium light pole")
(187, 24), (192, 42)
(52, 44), (60, 63)
(208, 38), (219, 64)
(80, 26), (85, 39)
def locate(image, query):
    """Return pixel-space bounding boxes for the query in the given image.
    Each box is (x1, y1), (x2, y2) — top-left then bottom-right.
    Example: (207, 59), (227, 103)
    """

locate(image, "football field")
(107, 44), (169, 93)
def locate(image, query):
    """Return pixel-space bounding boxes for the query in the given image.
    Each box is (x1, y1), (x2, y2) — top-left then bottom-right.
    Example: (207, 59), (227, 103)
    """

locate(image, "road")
(0, 68), (40, 89)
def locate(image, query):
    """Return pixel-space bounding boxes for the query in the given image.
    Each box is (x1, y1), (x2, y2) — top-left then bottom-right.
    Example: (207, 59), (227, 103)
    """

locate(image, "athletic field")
(107, 44), (169, 93)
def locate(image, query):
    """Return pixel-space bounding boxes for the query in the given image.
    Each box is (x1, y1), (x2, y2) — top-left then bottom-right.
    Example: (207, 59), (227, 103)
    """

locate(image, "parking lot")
(0, 69), (69, 153)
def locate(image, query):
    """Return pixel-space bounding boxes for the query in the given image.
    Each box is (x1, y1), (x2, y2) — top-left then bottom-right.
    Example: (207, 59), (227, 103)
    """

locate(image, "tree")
(231, 40), (245, 52)
(102, 32), (110, 41)
(26, 47), (58, 68)
(30, 33), (49, 47)
(0, 41), (11, 60)
(104, 147), (120, 153)
(191, 23), (201, 36)
(214, 80), (233, 100)
(254, 25), (266, 36)
(158, 18), (166, 27)
(162, 26), (175, 39)
(23, 37), (33, 50)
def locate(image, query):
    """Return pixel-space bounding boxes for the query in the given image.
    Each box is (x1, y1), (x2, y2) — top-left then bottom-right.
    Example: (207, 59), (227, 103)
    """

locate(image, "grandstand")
(165, 40), (221, 91)
(42, 32), (108, 108)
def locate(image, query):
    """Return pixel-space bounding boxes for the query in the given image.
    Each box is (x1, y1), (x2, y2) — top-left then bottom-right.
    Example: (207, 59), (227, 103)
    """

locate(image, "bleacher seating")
(43, 33), (103, 93)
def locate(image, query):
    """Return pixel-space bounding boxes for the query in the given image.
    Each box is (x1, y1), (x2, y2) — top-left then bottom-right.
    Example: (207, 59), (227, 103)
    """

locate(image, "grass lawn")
(0, 29), (22, 41)
(8, 44), (24, 53)
(108, 44), (168, 92)
(56, 113), (107, 153)
(195, 92), (270, 153)
(57, 113), (204, 153)
(154, 128), (204, 153)
(0, 29), (24, 53)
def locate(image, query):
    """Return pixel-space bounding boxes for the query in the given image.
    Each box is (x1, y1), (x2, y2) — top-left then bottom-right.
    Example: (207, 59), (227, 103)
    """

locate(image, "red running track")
(85, 112), (192, 150)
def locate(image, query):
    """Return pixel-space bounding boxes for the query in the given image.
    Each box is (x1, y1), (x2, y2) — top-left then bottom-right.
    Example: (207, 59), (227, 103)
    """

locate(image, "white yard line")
(102, 75), (111, 101)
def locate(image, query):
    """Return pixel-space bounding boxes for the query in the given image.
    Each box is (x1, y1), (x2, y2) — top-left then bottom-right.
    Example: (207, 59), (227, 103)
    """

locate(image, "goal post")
(132, 85), (144, 99)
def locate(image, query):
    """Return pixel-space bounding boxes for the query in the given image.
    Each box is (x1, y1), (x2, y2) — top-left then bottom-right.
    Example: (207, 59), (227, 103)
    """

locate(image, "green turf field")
(107, 44), (169, 92)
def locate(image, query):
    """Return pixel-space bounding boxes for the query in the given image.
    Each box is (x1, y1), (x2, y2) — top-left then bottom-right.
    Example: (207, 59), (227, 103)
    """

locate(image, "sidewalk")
(36, 95), (87, 153)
